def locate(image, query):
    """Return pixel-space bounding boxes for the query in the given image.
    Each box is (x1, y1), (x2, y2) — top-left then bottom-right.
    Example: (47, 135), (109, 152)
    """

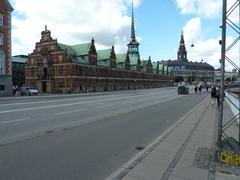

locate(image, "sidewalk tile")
(172, 166), (208, 180)
(124, 161), (166, 180)
(142, 148), (175, 166)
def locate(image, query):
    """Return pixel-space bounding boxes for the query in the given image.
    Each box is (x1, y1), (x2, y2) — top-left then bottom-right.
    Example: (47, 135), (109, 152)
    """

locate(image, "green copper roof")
(71, 43), (91, 56)
(58, 42), (91, 56)
(116, 53), (127, 63)
(97, 49), (111, 61)
(116, 62), (125, 69)
(97, 60), (109, 67)
(129, 55), (138, 65)
(164, 65), (169, 72)
(152, 62), (158, 70)
(12, 55), (28, 63)
(58, 43), (75, 55)
(141, 60), (148, 67)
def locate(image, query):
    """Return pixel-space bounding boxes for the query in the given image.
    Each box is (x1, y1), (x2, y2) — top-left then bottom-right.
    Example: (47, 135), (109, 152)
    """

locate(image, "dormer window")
(0, 13), (3, 25)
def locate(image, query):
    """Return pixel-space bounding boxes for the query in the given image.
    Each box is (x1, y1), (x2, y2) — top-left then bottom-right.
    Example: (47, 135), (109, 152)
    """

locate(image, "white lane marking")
(0, 89), (177, 107)
(0, 94), (125, 107)
(0, 118), (31, 125)
(54, 109), (85, 115)
(0, 96), (128, 114)
(0, 90), (180, 114)
(95, 104), (114, 109)
(119, 100), (134, 104)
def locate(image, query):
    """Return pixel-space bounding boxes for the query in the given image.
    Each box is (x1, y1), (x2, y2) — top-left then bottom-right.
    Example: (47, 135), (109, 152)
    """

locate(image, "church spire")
(177, 31), (188, 62)
(127, 0), (140, 57)
(131, 0), (137, 42)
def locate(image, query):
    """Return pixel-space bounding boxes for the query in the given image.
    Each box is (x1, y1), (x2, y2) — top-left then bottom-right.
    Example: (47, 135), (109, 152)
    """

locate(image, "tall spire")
(127, 0), (140, 58)
(177, 31), (188, 62)
(131, 0), (137, 42)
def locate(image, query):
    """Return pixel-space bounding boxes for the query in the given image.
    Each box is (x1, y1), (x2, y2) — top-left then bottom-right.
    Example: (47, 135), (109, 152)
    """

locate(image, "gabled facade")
(97, 46), (116, 68)
(141, 56), (153, 73)
(116, 53), (130, 70)
(0, 0), (13, 96)
(152, 62), (159, 74)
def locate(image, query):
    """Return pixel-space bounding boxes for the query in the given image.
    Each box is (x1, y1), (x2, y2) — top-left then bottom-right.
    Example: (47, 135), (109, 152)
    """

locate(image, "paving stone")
(126, 161), (166, 180)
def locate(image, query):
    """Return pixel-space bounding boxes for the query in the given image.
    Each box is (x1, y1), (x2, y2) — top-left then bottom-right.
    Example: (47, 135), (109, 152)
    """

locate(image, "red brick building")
(25, 4), (173, 93)
(25, 26), (173, 93)
(0, 0), (13, 96)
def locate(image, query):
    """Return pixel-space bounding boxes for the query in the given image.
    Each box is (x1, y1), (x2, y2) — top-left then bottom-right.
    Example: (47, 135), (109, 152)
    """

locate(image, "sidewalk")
(108, 95), (240, 180)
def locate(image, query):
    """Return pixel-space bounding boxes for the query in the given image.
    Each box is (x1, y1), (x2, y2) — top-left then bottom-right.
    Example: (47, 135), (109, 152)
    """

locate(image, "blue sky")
(10, 0), (236, 70)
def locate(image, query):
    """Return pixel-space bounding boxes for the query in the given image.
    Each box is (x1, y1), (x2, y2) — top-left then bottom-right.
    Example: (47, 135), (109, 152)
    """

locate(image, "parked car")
(178, 85), (189, 94)
(20, 86), (39, 95)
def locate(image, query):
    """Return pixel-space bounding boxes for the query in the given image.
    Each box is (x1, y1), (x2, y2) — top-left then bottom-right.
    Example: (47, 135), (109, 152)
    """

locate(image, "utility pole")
(217, 0), (227, 148)
(217, 0), (240, 158)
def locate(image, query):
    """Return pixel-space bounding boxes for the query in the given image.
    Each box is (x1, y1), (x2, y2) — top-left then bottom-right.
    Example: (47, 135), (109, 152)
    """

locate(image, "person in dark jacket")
(211, 86), (216, 106)
(215, 87), (220, 108)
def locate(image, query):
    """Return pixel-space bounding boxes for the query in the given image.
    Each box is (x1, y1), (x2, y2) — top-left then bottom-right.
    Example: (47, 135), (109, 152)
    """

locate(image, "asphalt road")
(0, 87), (207, 180)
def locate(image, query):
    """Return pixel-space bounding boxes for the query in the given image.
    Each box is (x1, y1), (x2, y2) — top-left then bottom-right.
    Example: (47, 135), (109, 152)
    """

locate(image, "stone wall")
(0, 75), (12, 96)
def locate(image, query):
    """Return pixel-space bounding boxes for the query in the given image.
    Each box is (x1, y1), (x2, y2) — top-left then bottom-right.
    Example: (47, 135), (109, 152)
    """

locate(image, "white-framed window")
(0, 33), (3, 45)
(0, 13), (3, 25)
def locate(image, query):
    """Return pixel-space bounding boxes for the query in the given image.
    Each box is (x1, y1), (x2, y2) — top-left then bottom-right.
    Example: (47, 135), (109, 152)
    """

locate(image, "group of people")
(194, 85), (203, 94)
(193, 84), (220, 107)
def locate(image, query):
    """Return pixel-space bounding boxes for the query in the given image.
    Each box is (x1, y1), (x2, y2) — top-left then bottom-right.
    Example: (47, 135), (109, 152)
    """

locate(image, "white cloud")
(10, 0), (143, 55)
(176, 0), (221, 19)
(183, 17), (239, 71)
(182, 17), (202, 43)
(182, 17), (221, 69)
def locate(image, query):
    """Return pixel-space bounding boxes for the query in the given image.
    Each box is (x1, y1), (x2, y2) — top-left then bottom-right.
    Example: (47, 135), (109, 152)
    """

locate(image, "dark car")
(178, 85), (189, 94)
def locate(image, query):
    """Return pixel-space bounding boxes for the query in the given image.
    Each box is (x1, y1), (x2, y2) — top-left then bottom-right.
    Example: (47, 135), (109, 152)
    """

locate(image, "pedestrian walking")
(211, 86), (216, 106)
(215, 87), (220, 108)
(194, 86), (198, 94)
(198, 85), (202, 94)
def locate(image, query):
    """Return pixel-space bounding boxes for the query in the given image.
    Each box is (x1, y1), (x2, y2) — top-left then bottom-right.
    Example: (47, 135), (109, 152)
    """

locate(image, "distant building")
(160, 33), (215, 83)
(0, 0), (13, 96)
(12, 55), (27, 86)
(214, 68), (239, 83)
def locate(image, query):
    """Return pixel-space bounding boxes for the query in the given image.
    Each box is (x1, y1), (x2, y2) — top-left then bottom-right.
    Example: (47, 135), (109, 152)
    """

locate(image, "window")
(0, 13), (3, 25)
(0, 52), (4, 74)
(59, 65), (64, 76)
(59, 80), (64, 88)
(0, 85), (5, 90)
(0, 33), (3, 45)
(30, 67), (35, 76)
